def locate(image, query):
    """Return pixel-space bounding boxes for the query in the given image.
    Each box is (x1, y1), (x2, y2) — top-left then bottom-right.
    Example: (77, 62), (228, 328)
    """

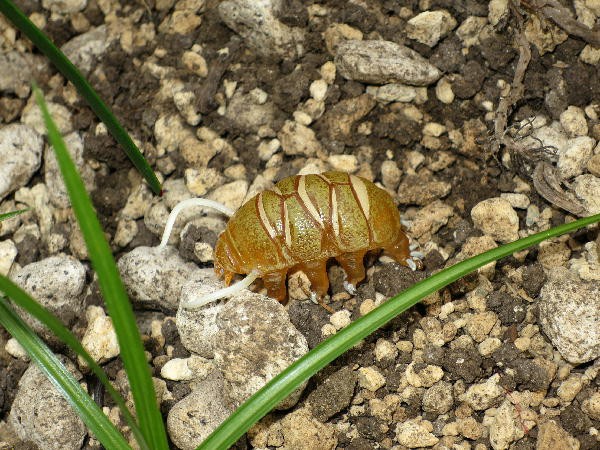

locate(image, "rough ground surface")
(1, 0), (600, 449)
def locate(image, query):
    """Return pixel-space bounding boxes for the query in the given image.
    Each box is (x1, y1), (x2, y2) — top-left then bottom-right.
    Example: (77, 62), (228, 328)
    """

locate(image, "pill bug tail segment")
(158, 198), (235, 249)
(183, 269), (261, 309)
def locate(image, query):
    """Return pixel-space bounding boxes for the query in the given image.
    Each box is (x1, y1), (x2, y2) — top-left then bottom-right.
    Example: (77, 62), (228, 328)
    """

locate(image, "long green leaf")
(198, 212), (600, 449)
(0, 0), (161, 195)
(34, 85), (169, 449)
(0, 297), (131, 450)
(0, 274), (147, 449)
(0, 209), (28, 221)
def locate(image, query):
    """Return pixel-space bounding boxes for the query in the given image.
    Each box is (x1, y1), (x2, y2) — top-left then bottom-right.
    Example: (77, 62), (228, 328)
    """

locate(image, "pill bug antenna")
(158, 198), (235, 249)
(183, 269), (261, 309)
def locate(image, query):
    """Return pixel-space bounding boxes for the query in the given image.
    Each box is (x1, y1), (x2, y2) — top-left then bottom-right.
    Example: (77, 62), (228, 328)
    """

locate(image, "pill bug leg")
(297, 258), (333, 312)
(263, 270), (288, 302)
(384, 231), (423, 269)
(335, 250), (367, 289)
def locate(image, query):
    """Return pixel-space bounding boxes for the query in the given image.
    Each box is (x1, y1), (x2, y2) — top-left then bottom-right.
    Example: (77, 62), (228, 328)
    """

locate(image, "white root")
(183, 269), (261, 309)
(158, 198), (235, 248)
(158, 197), (245, 309)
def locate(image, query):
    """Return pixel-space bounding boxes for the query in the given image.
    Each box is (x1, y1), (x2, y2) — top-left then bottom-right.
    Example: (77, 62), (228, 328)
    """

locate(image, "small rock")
(499, 193), (530, 209)
(167, 372), (232, 450)
(408, 200), (454, 241)
(395, 417), (439, 448)
(309, 79), (328, 101)
(581, 391), (600, 420)
(218, 0), (305, 59)
(0, 51), (45, 98)
(118, 246), (198, 311)
(405, 362), (444, 388)
(61, 25), (109, 75)
(0, 239), (17, 276)
(489, 0), (509, 26)
(160, 358), (194, 381)
(278, 120), (323, 157)
(368, 83), (417, 103)
(225, 90), (277, 132)
(21, 97), (72, 136)
(465, 311), (499, 343)
(306, 366), (357, 422)
(538, 267), (600, 364)
(9, 357), (87, 450)
(357, 366), (386, 391)
(463, 374), (504, 410)
(422, 381), (454, 414)
(12, 255), (86, 342)
(214, 293), (309, 409)
(456, 16), (488, 48)
(487, 400), (525, 449)
(42, 0), (87, 13)
(435, 77), (454, 104)
(0, 124), (43, 201)
(380, 160), (401, 191)
(587, 153), (600, 177)
(184, 167), (224, 197)
(557, 374), (584, 403)
(406, 10), (457, 47)
(79, 305), (119, 366)
(560, 105), (588, 137)
(374, 338), (398, 361)
(5, 338), (28, 360)
(323, 23), (363, 54)
(207, 179), (248, 211)
(329, 309), (351, 330)
(574, 174), (600, 214)
(335, 40), (441, 86)
(536, 420), (579, 450)
(45, 132), (95, 208)
(471, 198), (519, 243)
(327, 154), (358, 173)
(458, 416), (484, 440)
(321, 94), (376, 140)
(558, 136), (595, 179)
(397, 176), (452, 206)
(278, 408), (337, 449)
(455, 235), (498, 279)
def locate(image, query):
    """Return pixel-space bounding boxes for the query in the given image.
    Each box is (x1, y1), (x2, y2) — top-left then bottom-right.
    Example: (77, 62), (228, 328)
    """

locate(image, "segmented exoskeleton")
(160, 171), (419, 309)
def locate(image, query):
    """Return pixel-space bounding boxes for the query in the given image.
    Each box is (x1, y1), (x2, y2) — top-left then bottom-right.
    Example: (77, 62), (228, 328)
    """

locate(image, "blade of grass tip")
(0, 0), (161, 195)
(33, 85), (169, 450)
(198, 212), (600, 449)
(0, 297), (131, 450)
(0, 209), (28, 221)
(0, 274), (149, 450)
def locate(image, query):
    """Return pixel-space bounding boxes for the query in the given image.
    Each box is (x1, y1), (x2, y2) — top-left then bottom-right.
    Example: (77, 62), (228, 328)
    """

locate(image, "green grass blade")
(0, 0), (161, 195)
(0, 274), (147, 450)
(33, 85), (169, 449)
(198, 212), (600, 449)
(0, 297), (131, 450)
(0, 209), (28, 221)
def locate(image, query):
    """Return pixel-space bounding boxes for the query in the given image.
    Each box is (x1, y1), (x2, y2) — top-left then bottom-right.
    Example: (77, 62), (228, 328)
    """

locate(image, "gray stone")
(176, 269), (226, 358)
(61, 26), (109, 75)
(0, 51), (46, 98)
(214, 293), (309, 409)
(218, 0), (305, 59)
(406, 10), (457, 47)
(539, 267), (600, 364)
(0, 124), (43, 201)
(335, 40), (441, 86)
(8, 357), (86, 450)
(225, 90), (277, 132)
(45, 132), (95, 208)
(306, 366), (357, 422)
(167, 371), (232, 450)
(12, 254), (86, 343)
(118, 246), (198, 311)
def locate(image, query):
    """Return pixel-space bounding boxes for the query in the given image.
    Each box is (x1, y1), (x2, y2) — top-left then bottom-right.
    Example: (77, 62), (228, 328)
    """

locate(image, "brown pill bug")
(159, 171), (421, 309)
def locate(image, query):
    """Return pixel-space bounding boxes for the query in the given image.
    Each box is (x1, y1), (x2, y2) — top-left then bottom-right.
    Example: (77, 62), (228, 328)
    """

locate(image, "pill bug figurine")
(159, 171), (421, 309)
